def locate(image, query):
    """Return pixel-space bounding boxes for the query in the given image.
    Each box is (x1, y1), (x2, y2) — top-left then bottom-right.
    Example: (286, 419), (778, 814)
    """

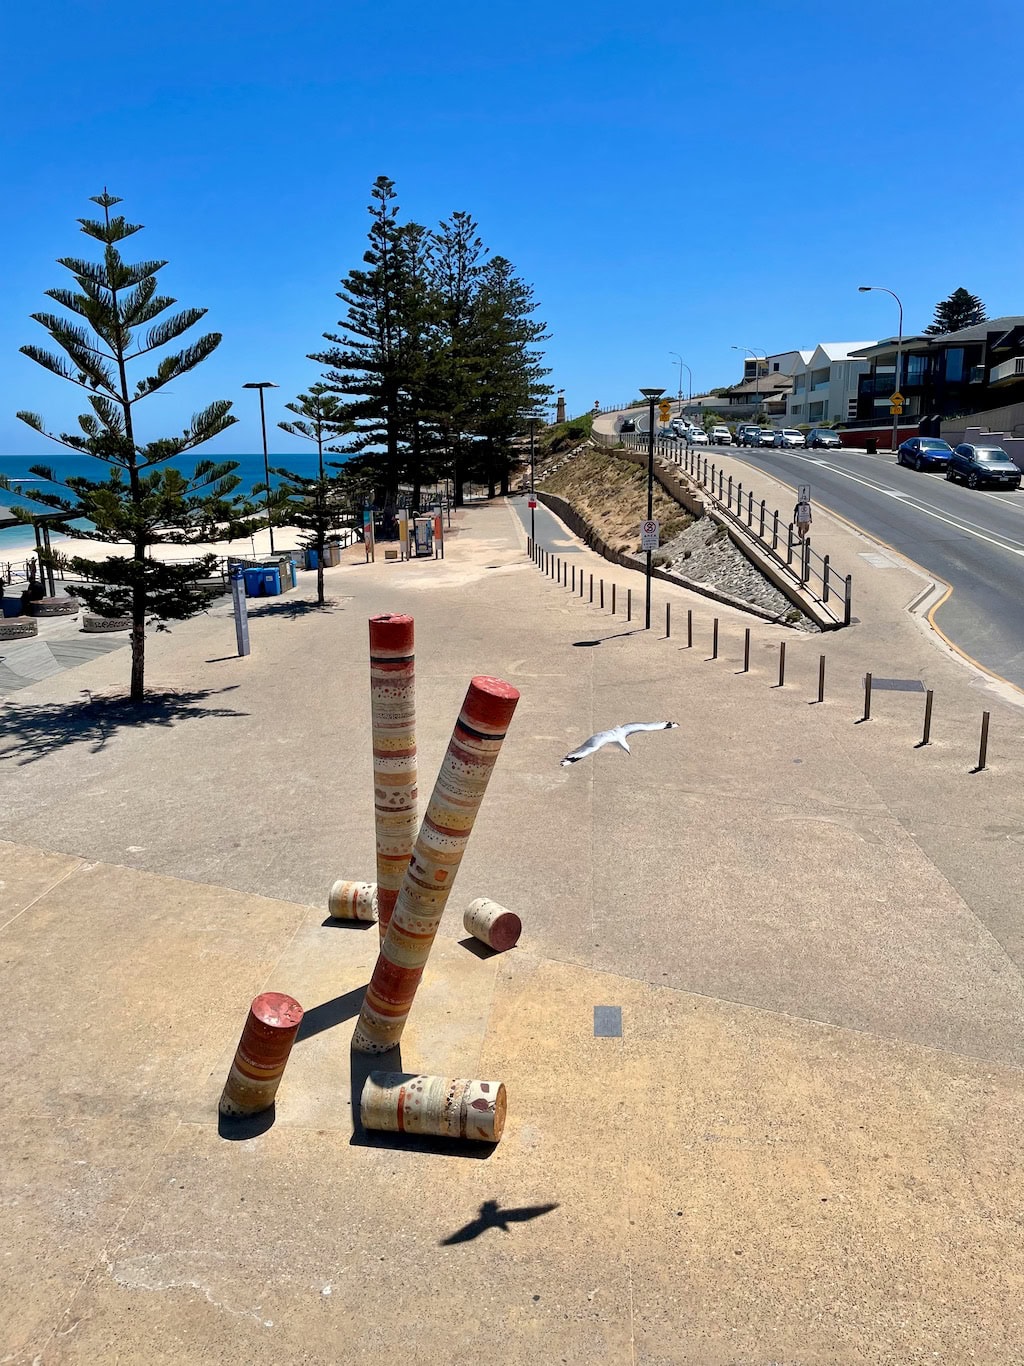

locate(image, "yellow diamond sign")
(889, 391), (904, 405)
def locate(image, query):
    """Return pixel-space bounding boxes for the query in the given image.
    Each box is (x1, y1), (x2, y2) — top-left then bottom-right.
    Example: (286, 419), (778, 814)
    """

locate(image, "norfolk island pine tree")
(10, 192), (249, 701)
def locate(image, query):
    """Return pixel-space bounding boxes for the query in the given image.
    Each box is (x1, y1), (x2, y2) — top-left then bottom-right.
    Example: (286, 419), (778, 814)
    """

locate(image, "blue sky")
(2, 0), (1018, 454)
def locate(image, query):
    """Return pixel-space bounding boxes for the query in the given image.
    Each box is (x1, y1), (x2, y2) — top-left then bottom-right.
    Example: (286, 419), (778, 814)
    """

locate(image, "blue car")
(897, 437), (953, 471)
(946, 444), (1022, 491)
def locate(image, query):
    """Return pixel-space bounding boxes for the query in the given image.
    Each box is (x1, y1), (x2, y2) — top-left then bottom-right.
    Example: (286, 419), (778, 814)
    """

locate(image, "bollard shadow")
(440, 1199), (559, 1245)
(458, 935), (498, 960)
(319, 914), (377, 932)
(218, 1105), (277, 1141)
(296, 985), (367, 1043)
(970, 764), (988, 775)
(572, 629), (643, 648)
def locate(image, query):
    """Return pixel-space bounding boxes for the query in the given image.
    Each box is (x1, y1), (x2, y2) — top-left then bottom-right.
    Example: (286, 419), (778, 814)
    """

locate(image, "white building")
(786, 342), (876, 425)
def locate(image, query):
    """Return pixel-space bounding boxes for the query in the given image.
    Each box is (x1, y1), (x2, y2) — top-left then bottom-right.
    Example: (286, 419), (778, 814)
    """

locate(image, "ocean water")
(0, 450), (329, 560)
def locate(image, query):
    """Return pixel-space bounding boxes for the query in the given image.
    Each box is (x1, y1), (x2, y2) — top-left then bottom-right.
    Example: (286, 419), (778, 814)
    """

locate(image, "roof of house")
(850, 316), (1024, 360)
(811, 341), (877, 362)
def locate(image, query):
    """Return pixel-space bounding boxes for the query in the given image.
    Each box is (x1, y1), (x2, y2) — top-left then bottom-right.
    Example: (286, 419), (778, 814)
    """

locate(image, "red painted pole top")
(464, 676), (520, 732)
(369, 613), (414, 653)
(251, 992), (304, 1031)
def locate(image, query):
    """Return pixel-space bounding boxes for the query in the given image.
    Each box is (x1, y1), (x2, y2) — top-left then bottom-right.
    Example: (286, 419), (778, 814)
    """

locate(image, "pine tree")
(273, 385), (352, 604)
(924, 287), (988, 336)
(311, 177), (425, 511)
(13, 191), (243, 701)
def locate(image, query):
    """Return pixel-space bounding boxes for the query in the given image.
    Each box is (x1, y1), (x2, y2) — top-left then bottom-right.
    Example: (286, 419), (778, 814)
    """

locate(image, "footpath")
(1, 499), (1022, 1364)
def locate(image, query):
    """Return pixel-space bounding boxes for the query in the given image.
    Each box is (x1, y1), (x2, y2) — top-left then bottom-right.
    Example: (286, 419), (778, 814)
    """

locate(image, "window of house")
(790, 403), (803, 415)
(945, 348), (964, 383)
(772, 362), (780, 372)
(811, 367), (830, 389)
(906, 354), (928, 386)
(809, 401), (825, 420)
(793, 373), (806, 392)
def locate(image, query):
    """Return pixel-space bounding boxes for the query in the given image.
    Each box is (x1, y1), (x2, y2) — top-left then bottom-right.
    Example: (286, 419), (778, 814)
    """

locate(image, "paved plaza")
(1, 498), (1023, 1363)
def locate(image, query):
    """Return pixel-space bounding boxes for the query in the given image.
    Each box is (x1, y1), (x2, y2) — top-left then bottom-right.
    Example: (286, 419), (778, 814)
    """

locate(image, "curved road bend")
(697, 444), (1024, 692)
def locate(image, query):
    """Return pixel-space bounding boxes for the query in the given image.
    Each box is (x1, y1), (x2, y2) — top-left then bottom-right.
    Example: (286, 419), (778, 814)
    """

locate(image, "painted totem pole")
(368, 614), (418, 943)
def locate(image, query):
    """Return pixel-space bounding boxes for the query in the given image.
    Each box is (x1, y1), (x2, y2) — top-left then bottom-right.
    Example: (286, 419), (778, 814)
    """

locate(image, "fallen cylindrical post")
(666, 602), (671, 638)
(818, 654), (826, 704)
(219, 992), (304, 1118)
(360, 1072), (507, 1144)
(976, 711), (990, 771)
(328, 879), (377, 922)
(863, 671), (872, 721)
(368, 614), (418, 943)
(743, 627), (750, 673)
(464, 897), (522, 951)
(353, 675), (520, 1054)
(921, 689), (933, 745)
(687, 608), (693, 649)
(778, 641), (786, 687)
(712, 618), (719, 659)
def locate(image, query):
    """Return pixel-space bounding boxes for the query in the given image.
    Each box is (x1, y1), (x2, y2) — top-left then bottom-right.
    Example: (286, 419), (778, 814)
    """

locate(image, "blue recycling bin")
(244, 566), (281, 596)
(305, 548), (319, 571)
(243, 567), (264, 596)
(289, 558), (297, 587)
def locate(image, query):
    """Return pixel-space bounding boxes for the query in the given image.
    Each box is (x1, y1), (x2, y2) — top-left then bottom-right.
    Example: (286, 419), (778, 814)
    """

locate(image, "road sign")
(889, 391), (904, 405)
(641, 519), (659, 551)
(798, 484), (811, 505)
(658, 400), (672, 423)
(528, 497), (537, 509)
(890, 402), (904, 415)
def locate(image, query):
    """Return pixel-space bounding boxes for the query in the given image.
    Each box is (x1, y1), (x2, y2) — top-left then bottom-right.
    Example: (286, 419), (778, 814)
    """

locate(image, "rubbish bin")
(243, 567), (264, 597)
(414, 521), (434, 556)
(306, 548), (319, 571)
(262, 567), (281, 595)
(289, 559), (297, 588)
(865, 437), (877, 455)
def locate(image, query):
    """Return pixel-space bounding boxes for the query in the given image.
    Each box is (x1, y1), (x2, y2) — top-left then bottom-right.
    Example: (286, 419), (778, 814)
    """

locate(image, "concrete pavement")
(1, 500), (1023, 1362)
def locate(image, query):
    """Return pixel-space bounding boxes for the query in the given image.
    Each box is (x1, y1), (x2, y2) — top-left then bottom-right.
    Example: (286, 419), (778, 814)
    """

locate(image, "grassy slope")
(539, 447), (692, 555)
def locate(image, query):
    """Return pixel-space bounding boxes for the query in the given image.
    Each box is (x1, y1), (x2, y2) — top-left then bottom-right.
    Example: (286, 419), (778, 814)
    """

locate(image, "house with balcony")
(785, 342), (875, 426)
(849, 317), (1024, 425)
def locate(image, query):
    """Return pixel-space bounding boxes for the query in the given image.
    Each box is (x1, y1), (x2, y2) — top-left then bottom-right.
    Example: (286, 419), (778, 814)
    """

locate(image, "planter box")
(82, 613), (132, 634)
(27, 596), (79, 617)
(0, 619), (39, 641)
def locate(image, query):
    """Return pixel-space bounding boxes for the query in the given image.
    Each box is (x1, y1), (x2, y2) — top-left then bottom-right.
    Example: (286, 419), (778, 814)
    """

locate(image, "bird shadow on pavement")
(0, 686), (247, 765)
(572, 629), (644, 647)
(440, 1199), (559, 1244)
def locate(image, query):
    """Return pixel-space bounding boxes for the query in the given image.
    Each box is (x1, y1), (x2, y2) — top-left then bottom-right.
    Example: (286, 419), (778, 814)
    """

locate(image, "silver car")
(772, 429), (806, 449)
(757, 429), (777, 447)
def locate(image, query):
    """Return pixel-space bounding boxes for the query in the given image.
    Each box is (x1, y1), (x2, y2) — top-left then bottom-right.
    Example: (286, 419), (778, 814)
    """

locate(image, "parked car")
(806, 428), (842, 449)
(897, 437), (953, 471)
(738, 426), (761, 447)
(757, 429), (777, 447)
(946, 444), (1022, 490)
(619, 417), (636, 433)
(659, 427), (678, 440)
(671, 418), (693, 436)
(709, 425), (732, 445)
(772, 429), (806, 449)
(689, 428), (709, 445)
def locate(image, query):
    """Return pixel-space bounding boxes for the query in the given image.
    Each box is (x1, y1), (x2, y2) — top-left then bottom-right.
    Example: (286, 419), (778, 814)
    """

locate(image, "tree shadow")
(440, 1199), (559, 1244)
(0, 686), (247, 765)
(248, 598), (339, 620)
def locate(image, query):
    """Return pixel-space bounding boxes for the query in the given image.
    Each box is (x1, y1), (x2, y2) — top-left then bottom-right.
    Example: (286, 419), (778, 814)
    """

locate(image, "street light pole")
(529, 415), (537, 544)
(243, 381), (279, 554)
(859, 285), (904, 453)
(639, 386), (664, 631)
(732, 345), (766, 420)
(669, 352), (684, 404)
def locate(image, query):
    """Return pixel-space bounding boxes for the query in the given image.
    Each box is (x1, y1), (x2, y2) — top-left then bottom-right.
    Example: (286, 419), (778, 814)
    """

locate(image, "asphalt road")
(715, 443), (1024, 690)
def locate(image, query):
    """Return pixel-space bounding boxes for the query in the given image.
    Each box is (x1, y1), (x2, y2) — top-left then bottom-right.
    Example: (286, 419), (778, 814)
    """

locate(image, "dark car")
(619, 417), (636, 433)
(806, 428), (842, 449)
(946, 444), (1021, 490)
(898, 437), (953, 471)
(739, 427), (762, 447)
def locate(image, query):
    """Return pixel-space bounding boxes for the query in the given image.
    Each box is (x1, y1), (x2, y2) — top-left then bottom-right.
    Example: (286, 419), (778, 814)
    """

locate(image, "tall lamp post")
(639, 386), (664, 631)
(525, 412), (542, 545)
(670, 352), (693, 407)
(243, 381), (279, 553)
(732, 345), (766, 419)
(859, 285), (904, 453)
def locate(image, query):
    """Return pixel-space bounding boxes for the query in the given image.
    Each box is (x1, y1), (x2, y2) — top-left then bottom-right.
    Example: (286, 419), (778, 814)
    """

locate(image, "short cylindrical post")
(921, 689), (933, 745)
(800, 538), (810, 585)
(787, 524), (794, 566)
(759, 500), (766, 538)
(823, 554), (831, 602)
(711, 463), (716, 494)
(863, 672), (872, 721)
(844, 575), (853, 626)
(611, 583), (616, 615)
(736, 481), (742, 512)
(977, 711), (990, 771)
(627, 587), (632, 621)
(817, 654), (826, 704)
(354, 676), (520, 1054)
(360, 1072), (506, 1144)
(712, 618), (719, 659)
(589, 573), (594, 603)
(772, 510), (779, 550)
(747, 491), (754, 526)
(727, 475), (733, 506)
(572, 564), (576, 592)
(579, 569), (584, 598)
(368, 614), (417, 943)
(666, 602), (671, 637)
(328, 879), (377, 922)
(718, 469), (724, 499)
(687, 608), (693, 648)
(600, 579), (605, 608)
(219, 992), (304, 1118)
(464, 897), (522, 951)
(778, 641), (786, 687)
(743, 627), (750, 673)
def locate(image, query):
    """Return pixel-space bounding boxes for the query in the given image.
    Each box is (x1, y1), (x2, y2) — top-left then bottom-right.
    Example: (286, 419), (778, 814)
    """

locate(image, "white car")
(772, 429), (807, 449)
(689, 428), (709, 445)
(710, 425), (732, 445)
(757, 429), (777, 447)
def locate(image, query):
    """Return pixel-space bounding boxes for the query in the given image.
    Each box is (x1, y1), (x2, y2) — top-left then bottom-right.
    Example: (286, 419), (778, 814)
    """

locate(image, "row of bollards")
(528, 538), (995, 770)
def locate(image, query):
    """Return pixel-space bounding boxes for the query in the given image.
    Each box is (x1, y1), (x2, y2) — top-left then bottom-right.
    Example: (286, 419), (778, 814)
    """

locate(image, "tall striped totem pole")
(369, 614), (418, 943)
(353, 675), (520, 1054)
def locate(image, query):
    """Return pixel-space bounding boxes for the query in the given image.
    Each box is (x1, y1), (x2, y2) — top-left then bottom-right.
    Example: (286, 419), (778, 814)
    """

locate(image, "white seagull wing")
(560, 728), (620, 766)
(619, 721), (679, 737)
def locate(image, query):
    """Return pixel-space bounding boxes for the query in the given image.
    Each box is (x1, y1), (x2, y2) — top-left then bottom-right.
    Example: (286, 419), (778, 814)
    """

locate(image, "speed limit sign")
(641, 519), (659, 551)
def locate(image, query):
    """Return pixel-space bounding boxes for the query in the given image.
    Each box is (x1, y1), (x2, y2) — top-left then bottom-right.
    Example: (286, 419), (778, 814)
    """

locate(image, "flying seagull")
(560, 721), (679, 766)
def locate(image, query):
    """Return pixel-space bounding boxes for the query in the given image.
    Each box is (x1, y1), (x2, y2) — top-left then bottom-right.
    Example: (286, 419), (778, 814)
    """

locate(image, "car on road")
(757, 429), (777, 447)
(659, 427), (677, 440)
(806, 428), (842, 450)
(619, 417), (636, 433)
(737, 426), (761, 447)
(897, 437), (953, 471)
(671, 418), (693, 436)
(772, 429), (807, 449)
(689, 428), (709, 445)
(946, 444), (1022, 490)
(709, 425), (732, 445)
